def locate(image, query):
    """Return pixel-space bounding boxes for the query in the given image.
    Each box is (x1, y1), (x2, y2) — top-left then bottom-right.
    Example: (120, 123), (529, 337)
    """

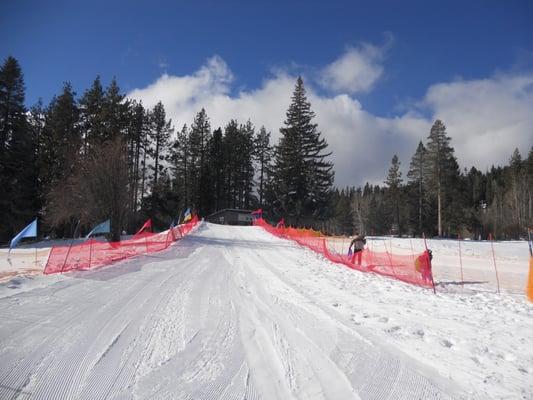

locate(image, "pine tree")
(79, 76), (105, 154)
(102, 78), (130, 142)
(40, 83), (81, 194)
(239, 120), (256, 209)
(526, 146), (533, 228)
(254, 126), (273, 207)
(188, 108), (211, 214)
(274, 76), (334, 224)
(507, 148), (528, 237)
(126, 101), (146, 215)
(170, 124), (191, 210)
(0, 57), (37, 241)
(385, 154), (403, 235)
(149, 101), (172, 191)
(138, 108), (151, 208)
(28, 99), (45, 162)
(424, 120), (459, 237)
(209, 127), (225, 210)
(223, 119), (241, 208)
(28, 99), (46, 211)
(407, 141), (427, 234)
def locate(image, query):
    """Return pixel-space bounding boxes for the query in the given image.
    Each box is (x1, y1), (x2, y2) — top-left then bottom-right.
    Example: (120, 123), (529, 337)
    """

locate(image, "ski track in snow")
(0, 222), (530, 399)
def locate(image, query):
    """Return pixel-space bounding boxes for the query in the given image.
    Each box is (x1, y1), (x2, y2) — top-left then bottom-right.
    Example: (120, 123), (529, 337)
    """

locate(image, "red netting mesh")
(43, 216), (199, 274)
(254, 218), (434, 289)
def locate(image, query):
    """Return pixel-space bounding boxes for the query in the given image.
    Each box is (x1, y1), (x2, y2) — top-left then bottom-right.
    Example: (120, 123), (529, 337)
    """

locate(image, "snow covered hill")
(0, 223), (531, 399)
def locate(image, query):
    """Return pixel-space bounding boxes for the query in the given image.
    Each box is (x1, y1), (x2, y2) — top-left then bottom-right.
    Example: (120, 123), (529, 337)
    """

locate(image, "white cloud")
(128, 54), (533, 188)
(422, 75), (533, 170)
(128, 55), (233, 112)
(319, 43), (386, 94)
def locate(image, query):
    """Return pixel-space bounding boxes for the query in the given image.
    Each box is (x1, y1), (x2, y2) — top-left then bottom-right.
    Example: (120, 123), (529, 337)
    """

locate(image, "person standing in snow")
(415, 249), (433, 284)
(348, 233), (366, 265)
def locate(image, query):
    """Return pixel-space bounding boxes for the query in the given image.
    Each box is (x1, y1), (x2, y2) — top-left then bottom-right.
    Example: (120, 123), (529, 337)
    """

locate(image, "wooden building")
(206, 209), (254, 226)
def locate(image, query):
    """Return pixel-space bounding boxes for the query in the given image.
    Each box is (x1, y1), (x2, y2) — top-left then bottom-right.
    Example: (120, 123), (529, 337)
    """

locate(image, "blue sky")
(1, 0), (532, 185)
(1, 0), (531, 113)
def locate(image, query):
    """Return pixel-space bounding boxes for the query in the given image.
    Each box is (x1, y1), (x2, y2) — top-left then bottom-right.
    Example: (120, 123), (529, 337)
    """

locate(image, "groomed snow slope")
(0, 223), (531, 399)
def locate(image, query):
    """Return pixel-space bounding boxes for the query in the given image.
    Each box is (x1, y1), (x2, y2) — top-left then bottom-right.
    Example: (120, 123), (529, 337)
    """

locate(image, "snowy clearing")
(0, 223), (531, 399)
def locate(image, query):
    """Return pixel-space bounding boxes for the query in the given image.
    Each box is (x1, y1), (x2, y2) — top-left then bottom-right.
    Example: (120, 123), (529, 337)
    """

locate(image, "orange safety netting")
(43, 216), (199, 274)
(254, 218), (435, 289)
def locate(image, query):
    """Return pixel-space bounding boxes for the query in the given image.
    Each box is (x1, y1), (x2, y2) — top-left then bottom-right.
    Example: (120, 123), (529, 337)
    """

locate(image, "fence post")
(384, 238), (396, 276)
(165, 230), (170, 249)
(526, 228), (533, 302)
(423, 233), (436, 294)
(60, 241), (74, 274)
(88, 240), (93, 270)
(409, 237), (416, 264)
(367, 236), (374, 268)
(489, 233), (501, 294)
(458, 235), (464, 289)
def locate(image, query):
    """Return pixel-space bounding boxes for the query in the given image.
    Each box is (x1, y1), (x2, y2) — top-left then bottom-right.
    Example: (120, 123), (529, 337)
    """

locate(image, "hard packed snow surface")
(0, 223), (531, 399)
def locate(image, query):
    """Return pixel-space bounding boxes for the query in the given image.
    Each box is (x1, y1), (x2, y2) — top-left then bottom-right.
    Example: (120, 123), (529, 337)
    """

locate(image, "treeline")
(0, 57), (334, 242)
(1, 55), (531, 243)
(327, 124), (533, 239)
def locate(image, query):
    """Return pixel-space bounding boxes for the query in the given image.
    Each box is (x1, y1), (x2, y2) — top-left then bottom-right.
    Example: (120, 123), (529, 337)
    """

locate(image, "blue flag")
(10, 219), (38, 249)
(86, 219), (110, 239)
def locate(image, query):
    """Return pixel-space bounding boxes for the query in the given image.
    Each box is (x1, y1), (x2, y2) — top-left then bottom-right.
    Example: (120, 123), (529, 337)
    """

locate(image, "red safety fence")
(254, 218), (435, 289)
(43, 216), (199, 274)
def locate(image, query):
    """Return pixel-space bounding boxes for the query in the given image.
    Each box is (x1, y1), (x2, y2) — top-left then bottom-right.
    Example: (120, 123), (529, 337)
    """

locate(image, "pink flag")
(135, 219), (152, 236)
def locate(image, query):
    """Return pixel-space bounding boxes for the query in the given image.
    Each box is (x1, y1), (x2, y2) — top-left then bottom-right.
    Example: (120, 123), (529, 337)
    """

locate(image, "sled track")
(0, 223), (463, 399)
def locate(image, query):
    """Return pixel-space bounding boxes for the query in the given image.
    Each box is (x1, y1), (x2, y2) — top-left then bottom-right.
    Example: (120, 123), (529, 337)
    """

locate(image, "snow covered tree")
(273, 76), (334, 223)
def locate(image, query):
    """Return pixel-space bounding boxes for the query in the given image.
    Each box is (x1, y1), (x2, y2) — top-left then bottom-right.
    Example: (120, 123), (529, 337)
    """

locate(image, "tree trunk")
(418, 180), (423, 234)
(259, 160), (264, 207)
(140, 147), (147, 204)
(437, 185), (442, 237)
